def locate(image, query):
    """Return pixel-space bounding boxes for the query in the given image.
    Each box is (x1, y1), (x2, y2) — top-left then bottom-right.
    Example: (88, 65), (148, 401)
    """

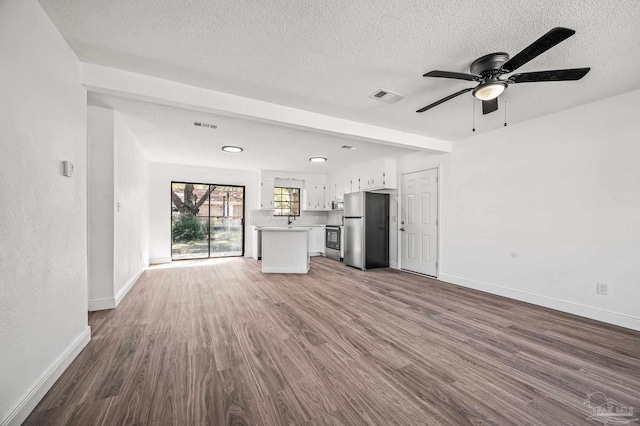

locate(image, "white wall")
(88, 107), (115, 303)
(0, 0), (90, 424)
(87, 107), (149, 309)
(149, 163), (259, 263)
(398, 90), (640, 330)
(113, 113), (149, 296)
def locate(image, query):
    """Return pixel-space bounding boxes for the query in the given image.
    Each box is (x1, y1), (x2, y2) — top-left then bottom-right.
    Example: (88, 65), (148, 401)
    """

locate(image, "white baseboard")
(88, 297), (115, 311)
(439, 273), (640, 332)
(1, 326), (91, 426)
(389, 261), (399, 269)
(89, 265), (146, 312)
(114, 265), (146, 307)
(149, 257), (171, 264)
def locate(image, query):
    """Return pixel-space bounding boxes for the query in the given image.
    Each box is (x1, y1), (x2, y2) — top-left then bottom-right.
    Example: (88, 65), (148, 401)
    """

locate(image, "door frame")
(397, 165), (441, 278)
(170, 181), (246, 260)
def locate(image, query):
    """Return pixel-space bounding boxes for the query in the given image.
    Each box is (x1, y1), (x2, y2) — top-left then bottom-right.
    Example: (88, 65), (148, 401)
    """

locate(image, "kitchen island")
(258, 227), (312, 273)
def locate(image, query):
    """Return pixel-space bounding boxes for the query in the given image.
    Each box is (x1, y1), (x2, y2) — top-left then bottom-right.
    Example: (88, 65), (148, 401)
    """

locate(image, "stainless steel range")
(325, 225), (341, 261)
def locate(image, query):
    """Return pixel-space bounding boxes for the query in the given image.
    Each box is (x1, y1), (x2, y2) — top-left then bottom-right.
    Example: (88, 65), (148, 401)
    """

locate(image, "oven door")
(325, 227), (340, 250)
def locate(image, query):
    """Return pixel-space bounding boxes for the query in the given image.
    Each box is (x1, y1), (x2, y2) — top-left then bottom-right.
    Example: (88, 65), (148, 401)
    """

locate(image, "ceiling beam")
(80, 63), (451, 153)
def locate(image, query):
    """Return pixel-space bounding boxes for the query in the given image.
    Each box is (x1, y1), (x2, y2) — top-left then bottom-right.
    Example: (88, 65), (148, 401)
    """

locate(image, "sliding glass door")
(171, 182), (244, 260)
(209, 186), (244, 256)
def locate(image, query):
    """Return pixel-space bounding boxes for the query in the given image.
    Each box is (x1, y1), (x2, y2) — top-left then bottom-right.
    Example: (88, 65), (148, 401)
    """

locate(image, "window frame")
(273, 186), (301, 217)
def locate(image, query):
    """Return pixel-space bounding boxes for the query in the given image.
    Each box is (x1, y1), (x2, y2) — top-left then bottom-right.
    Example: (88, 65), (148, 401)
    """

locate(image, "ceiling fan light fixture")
(472, 82), (507, 101)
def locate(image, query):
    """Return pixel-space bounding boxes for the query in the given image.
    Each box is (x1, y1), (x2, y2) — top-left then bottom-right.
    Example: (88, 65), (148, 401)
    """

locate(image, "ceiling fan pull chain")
(504, 92), (508, 127)
(472, 98), (476, 132)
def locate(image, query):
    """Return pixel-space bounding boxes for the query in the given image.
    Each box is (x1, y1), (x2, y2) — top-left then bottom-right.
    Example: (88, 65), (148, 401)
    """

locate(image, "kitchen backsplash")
(250, 210), (330, 226)
(327, 210), (344, 225)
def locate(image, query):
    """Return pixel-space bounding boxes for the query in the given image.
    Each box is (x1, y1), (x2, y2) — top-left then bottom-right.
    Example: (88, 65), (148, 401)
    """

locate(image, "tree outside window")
(273, 187), (300, 216)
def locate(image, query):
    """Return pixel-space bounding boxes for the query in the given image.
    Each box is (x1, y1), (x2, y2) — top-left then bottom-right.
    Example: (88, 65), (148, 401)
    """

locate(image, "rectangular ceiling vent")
(193, 121), (218, 129)
(369, 89), (405, 104)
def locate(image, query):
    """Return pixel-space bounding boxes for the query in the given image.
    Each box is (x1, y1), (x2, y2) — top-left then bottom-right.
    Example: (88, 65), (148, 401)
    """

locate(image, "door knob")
(400, 228), (405, 231)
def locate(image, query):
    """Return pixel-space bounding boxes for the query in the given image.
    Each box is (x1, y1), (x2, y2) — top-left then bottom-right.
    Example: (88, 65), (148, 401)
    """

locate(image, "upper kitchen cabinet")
(324, 183), (336, 209)
(259, 180), (275, 210)
(352, 159), (397, 191)
(357, 170), (387, 191)
(303, 184), (329, 211)
(336, 180), (351, 201)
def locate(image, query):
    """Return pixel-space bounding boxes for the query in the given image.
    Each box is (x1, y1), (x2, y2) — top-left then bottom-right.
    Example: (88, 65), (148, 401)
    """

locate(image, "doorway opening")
(171, 182), (245, 260)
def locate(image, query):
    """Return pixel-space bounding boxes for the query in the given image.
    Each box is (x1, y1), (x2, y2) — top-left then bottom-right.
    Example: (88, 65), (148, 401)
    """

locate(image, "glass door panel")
(209, 186), (244, 257)
(171, 182), (244, 260)
(171, 183), (211, 260)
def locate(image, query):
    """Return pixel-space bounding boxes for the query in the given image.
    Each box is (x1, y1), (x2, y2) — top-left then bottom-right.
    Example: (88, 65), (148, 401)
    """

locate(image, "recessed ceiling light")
(341, 145), (356, 150)
(222, 146), (243, 153)
(309, 157), (327, 163)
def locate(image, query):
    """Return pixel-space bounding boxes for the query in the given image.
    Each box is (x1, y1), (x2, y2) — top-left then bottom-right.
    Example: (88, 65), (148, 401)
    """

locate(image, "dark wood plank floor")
(25, 257), (640, 425)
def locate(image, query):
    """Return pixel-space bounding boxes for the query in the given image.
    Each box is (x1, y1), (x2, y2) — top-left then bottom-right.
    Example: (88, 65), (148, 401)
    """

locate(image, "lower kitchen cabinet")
(308, 226), (325, 256)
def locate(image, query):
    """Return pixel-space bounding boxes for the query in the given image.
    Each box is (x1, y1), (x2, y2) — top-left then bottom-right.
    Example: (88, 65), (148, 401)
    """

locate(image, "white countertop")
(256, 226), (312, 232)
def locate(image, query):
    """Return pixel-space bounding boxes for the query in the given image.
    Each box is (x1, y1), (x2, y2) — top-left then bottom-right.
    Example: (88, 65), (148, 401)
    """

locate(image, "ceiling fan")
(417, 27), (591, 115)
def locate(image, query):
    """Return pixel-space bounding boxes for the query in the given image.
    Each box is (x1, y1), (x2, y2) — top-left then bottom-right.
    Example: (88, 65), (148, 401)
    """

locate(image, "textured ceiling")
(41, 0), (640, 141)
(88, 93), (417, 173)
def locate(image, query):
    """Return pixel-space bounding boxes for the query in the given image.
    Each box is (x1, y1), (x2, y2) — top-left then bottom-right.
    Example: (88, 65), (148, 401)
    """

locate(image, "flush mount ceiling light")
(309, 157), (327, 163)
(221, 146), (243, 153)
(472, 81), (507, 101)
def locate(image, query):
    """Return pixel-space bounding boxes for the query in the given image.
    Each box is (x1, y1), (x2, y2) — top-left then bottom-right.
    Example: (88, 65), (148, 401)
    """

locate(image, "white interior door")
(400, 169), (438, 276)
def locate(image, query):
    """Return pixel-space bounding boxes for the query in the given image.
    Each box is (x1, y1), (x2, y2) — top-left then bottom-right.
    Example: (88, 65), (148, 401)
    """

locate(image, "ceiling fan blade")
(501, 27), (576, 73)
(416, 88), (473, 113)
(482, 98), (499, 115)
(508, 67), (590, 83)
(423, 70), (479, 81)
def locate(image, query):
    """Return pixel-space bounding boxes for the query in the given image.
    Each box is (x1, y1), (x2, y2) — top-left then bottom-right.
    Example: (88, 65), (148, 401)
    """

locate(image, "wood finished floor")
(25, 257), (640, 425)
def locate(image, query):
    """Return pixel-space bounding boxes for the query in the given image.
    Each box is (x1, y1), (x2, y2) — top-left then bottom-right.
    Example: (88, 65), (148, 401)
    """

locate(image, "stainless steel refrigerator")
(344, 192), (389, 270)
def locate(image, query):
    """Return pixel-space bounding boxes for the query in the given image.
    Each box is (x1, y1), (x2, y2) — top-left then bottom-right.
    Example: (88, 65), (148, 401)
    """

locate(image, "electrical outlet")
(597, 282), (608, 295)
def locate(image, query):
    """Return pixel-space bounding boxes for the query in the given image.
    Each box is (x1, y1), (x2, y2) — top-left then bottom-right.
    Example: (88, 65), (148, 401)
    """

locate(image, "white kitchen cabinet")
(338, 180), (351, 199)
(308, 226), (325, 256)
(370, 170), (386, 188)
(357, 171), (387, 190)
(303, 184), (329, 211)
(324, 183), (335, 209)
(349, 177), (359, 193)
(260, 180), (275, 210)
(358, 173), (371, 190)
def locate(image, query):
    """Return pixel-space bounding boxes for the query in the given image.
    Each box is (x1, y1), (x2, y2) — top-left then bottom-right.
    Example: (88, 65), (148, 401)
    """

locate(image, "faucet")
(287, 214), (295, 225)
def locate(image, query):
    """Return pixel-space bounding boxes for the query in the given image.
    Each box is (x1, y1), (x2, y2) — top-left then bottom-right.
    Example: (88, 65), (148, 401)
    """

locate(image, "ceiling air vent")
(193, 121), (218, 129)
(369, 89), (405, 104)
